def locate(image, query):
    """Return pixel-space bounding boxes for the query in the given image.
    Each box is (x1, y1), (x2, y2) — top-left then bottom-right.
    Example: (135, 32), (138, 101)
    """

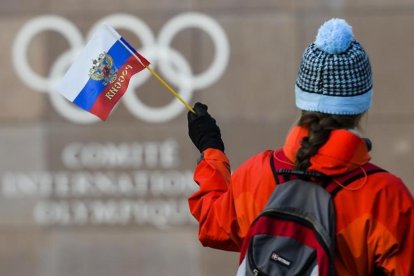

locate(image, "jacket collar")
(282, 126), (371, 175)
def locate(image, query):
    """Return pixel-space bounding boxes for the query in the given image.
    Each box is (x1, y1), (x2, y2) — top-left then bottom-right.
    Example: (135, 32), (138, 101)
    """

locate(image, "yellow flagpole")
(110, 27), (195, 114)
(144, 66), (195, 113)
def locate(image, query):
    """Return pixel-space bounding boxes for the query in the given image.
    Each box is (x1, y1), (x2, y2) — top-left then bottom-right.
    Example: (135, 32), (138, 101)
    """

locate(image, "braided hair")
(295, 111), (363, 171)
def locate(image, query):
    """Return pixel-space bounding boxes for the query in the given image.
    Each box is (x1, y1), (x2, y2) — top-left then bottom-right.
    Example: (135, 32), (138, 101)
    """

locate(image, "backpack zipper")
(247, 241), (267, 276)
(296, 251), (317, 275)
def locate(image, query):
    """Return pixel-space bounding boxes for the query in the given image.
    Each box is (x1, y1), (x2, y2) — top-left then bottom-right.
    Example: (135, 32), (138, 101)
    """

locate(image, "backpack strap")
(326, 163), (386, 196)
(269, 150), (301, 184)
(269, 153), (282, 185)
(270, 150), (328, 184)
(270, 150), (387, 197)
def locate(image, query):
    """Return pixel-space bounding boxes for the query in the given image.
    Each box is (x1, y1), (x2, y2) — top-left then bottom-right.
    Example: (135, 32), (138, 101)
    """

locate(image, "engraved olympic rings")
(12, 13), (229, 123)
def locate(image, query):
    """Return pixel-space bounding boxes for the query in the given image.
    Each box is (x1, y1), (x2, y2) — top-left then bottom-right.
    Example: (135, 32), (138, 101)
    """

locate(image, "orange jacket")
(189, 126), (414, 275)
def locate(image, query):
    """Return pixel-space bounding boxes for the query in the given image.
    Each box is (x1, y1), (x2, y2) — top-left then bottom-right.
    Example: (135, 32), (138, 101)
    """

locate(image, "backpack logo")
(270, 252), (291, 267)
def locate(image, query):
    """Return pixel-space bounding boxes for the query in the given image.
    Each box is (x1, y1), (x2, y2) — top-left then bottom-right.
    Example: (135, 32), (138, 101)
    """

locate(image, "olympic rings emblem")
(12, 13), (230, 124)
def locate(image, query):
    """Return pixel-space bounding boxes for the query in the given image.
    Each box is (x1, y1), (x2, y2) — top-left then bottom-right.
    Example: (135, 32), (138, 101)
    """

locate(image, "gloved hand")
(187, 102), (225, 153)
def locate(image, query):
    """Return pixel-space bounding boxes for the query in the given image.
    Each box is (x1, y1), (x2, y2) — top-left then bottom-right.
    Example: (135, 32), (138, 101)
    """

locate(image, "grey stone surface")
(194, 0), (294, 11)
(48, 0), (192, 14)
(197, 13), (299, 121)
(0, 18), (46, 121)
(0, 1), (413, 275)
(365, 117), (414, 186)
(0, 125), (47, 171)
(0, 0), (49, 15)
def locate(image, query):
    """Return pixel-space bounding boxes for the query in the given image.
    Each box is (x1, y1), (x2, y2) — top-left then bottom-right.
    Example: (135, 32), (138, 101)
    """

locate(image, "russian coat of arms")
(89, 52), (118, 85)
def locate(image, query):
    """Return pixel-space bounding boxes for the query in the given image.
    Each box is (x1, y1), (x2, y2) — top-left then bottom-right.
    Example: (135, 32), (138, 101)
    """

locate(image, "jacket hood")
(283, 126), (371, 175)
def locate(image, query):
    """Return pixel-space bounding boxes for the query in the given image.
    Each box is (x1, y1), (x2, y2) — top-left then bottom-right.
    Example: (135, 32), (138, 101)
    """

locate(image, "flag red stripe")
(89, 56), (147, 120)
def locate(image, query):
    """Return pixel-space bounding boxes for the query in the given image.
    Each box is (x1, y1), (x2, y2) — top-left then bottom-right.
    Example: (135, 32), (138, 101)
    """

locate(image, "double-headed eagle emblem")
(89, 52), (118, 85)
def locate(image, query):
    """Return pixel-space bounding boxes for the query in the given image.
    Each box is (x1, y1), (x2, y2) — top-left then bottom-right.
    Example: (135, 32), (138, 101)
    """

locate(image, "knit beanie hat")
(295, 18), (373, 115)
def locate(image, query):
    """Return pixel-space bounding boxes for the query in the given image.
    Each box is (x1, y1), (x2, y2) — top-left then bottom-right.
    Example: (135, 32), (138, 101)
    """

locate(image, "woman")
(186, 19), (414, 275)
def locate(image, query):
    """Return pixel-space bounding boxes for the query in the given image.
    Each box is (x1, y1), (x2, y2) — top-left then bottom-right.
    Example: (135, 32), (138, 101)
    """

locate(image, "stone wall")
(0, 1), (413, 275)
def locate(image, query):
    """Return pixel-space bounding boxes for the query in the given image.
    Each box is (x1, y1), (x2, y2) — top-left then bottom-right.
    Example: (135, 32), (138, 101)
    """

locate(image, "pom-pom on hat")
(295, 18), (373, 115)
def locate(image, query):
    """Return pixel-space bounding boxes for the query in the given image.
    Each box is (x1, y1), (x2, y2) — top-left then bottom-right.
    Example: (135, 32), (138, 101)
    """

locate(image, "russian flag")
(56, 24), (149, 121)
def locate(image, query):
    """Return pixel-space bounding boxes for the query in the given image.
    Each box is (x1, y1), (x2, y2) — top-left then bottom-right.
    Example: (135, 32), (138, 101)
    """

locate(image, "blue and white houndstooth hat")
(295, 18), (373, 115)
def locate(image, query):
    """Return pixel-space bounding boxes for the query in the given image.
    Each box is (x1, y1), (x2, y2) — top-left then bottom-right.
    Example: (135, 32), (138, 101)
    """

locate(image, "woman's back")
(186, 18), (414, 275)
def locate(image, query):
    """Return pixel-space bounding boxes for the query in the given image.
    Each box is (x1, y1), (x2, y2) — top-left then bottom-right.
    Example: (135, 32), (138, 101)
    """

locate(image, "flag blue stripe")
(120, 37), (138, 54)
(73, 39), (133, 111)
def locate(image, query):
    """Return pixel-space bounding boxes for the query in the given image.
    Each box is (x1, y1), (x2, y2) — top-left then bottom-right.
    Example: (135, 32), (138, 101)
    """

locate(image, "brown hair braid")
(295, 111), (363, 171)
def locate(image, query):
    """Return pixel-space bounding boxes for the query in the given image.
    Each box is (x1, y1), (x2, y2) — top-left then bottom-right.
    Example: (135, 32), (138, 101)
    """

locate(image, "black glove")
(187, 102), (225, 153)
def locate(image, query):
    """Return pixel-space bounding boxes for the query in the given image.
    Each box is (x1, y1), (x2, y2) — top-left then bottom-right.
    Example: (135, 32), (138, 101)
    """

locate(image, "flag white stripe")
(56, 24), (121, 101)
